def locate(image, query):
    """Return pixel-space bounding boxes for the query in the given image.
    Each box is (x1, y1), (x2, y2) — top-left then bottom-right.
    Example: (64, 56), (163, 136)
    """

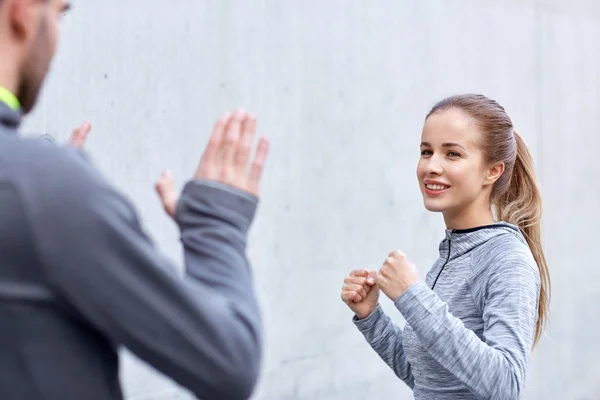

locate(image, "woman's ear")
(484, 162), (505, 186)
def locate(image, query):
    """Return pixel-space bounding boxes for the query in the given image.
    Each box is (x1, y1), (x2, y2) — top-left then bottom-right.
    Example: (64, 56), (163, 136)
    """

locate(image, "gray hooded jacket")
(0, 102), (262, 400)
(354, 222), (541, 399)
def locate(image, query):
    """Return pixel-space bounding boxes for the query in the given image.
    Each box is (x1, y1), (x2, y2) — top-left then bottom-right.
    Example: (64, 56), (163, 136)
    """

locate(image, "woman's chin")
(423, 199), (448, 213)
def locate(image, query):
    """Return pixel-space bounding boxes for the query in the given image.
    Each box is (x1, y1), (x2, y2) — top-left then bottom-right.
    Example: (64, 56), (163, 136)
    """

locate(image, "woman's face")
(416, 108), (497, 221)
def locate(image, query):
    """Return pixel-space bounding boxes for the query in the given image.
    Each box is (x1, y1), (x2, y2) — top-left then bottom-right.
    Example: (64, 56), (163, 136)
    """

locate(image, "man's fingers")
(155, 170), (175, 200)
(194, 109), (270, 198)
(247, 136), (270, 196)
(154, 170), (179, 218)
(75, 121), (91, 141)
(197, 112), (232, 179)
(69, 121), (92, 148)
(221, 109), (246, 180)
(235, 114), (256, 172)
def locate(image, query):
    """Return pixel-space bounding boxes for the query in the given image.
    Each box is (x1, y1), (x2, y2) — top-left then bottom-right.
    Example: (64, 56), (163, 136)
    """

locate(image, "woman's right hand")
(341, 269), (379, 319)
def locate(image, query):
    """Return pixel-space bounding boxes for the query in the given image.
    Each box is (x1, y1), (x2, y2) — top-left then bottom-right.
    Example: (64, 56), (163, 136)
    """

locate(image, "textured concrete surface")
(21, 1), (600, 399)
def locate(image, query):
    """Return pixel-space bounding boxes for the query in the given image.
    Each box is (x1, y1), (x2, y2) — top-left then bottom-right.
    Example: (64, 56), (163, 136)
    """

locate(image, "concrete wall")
(22, 1), (600, 398)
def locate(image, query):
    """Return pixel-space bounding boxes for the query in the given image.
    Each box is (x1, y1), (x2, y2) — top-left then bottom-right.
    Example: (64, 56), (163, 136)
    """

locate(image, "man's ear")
(7, 0), (39, 41)
(484, 162), (505, 186)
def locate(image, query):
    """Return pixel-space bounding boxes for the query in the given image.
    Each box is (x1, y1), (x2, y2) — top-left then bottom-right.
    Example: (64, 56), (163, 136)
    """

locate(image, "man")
(0, 1), (270, 399)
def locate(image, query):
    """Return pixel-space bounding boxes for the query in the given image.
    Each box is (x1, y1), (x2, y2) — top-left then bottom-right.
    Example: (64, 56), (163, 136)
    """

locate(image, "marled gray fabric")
(354, 222), (541, 399)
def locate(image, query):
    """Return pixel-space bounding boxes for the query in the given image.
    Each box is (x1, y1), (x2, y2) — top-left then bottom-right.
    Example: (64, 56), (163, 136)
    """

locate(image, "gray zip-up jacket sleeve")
(352, 305), (415, 388)
(25, 147), (262, 400)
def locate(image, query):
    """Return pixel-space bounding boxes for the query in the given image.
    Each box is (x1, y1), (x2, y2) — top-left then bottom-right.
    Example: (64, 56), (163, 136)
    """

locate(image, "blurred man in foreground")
(0, 1), (269, 399)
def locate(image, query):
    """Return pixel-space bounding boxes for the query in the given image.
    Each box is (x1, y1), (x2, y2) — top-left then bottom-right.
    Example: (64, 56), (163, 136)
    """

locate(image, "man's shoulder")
(1, 134), (108, 205)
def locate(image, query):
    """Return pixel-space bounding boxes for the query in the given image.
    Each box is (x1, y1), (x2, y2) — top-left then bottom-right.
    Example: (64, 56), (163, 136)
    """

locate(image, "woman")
(341, 94), (549, 399)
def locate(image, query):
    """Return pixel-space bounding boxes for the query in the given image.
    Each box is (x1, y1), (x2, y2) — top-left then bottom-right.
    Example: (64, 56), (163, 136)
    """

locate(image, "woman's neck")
(443, 206), (496, 231)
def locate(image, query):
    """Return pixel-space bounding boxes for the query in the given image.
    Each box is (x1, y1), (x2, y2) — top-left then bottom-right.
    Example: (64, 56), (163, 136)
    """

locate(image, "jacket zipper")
(432, 235), (452, 290)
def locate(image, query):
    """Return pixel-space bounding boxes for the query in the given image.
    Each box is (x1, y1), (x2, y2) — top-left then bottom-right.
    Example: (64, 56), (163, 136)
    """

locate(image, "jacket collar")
(438, 221), (525, 261)
(0, 101), (22, 132)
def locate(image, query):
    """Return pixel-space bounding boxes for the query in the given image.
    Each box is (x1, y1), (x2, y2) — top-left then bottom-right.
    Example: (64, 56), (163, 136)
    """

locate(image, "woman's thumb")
(367, 271), (379, 298)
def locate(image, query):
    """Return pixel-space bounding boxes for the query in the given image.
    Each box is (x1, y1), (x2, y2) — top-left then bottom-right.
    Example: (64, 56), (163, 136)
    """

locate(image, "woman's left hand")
(376, 250), (422, 302)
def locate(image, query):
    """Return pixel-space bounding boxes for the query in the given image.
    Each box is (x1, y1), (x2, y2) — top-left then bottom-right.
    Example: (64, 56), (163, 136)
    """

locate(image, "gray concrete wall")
(22, 1), (600, 399)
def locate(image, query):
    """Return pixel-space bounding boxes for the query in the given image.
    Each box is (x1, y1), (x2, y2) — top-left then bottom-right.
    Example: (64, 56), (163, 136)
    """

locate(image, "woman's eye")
(421, 150), (432, 156)
(447, 151), (461, 158)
